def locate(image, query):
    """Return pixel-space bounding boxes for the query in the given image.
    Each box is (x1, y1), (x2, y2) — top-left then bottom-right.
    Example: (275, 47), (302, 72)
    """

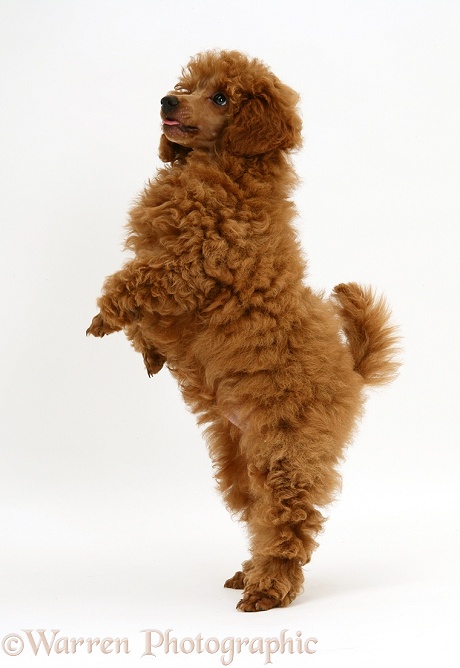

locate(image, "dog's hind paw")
(224, 571), (245, 590)
(236, 590), (283, 612)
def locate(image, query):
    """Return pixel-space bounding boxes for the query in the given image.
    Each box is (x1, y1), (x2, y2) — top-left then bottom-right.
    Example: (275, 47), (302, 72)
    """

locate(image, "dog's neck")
(168, 146), (292, 180)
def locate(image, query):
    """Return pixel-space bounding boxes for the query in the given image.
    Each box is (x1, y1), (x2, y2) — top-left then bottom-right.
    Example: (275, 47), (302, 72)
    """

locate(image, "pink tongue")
(163, 119), (180, 126)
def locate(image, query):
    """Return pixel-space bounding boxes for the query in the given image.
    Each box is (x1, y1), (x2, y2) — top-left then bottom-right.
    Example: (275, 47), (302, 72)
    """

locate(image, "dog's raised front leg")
(87, 254), (213, 339)
(86, 262), (144, 337)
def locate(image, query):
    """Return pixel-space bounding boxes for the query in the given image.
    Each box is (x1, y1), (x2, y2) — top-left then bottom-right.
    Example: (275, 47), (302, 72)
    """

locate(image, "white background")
(1, 0), (459, 666)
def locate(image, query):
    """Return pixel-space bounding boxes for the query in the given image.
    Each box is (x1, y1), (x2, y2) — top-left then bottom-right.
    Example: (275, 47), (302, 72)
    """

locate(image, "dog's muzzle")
(161, 95), (180, 114)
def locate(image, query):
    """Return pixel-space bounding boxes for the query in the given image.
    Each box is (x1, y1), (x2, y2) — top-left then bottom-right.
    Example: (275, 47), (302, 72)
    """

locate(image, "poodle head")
(159, 50), (302, 162)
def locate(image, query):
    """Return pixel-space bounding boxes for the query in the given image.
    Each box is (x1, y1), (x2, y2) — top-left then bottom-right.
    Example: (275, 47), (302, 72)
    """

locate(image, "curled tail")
(332, 282), (400, 386)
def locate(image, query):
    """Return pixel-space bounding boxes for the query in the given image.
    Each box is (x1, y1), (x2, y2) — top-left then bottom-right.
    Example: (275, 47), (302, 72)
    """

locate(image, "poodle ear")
(158, 134), (191, 163)
(222, 89), (302, 157)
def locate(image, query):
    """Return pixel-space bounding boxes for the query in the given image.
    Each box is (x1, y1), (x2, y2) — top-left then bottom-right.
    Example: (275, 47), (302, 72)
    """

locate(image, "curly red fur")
(87, 50), (399, 612)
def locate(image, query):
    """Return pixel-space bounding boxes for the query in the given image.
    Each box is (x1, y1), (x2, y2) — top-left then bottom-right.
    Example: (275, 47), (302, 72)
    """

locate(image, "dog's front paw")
(86, 313), (115, 338)
(143, 350), (166, 376)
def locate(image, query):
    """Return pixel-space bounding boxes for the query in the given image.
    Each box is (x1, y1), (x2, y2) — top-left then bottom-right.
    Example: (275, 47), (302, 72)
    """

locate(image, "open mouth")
(162, 118), (198, 134)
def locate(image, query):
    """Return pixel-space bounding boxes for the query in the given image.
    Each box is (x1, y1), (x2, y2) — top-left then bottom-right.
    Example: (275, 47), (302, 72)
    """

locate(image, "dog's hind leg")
(204, 417), (258, 590)
(206, 417), (251, 517)
(235, 439), (337, 612)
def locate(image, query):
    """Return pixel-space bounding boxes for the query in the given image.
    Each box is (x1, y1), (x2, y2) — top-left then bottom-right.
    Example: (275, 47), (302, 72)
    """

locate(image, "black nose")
(161, 95), (180, 113)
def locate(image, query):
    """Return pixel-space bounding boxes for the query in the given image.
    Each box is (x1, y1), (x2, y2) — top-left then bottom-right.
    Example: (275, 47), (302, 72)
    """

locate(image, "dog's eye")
(212, 92), (228, 106)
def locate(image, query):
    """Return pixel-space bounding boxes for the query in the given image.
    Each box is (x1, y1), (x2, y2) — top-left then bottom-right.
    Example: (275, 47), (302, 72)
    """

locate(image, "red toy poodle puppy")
(87, 50), (399, 612)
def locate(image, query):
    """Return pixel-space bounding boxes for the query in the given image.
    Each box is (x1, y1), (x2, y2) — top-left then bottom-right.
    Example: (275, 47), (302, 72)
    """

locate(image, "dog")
(87, 50), (399, 611)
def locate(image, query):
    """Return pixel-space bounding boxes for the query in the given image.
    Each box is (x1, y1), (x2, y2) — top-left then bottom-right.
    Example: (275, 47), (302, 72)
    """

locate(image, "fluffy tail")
(332, 282), (400, 386)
